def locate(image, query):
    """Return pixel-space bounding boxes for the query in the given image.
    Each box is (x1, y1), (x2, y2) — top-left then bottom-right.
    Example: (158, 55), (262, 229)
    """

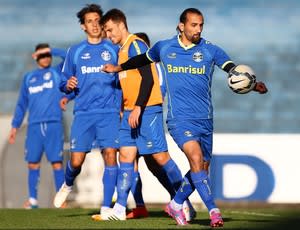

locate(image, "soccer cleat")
(182, 200), (196, 222)
(91, 214), (102, 221)
(165, 203), (188, 226)
(92, 208), (126, 221)
(23, 200), (38, 209)
(126, 206), (149, 219)
(210, 209), (224, 228)
(53, 182), (72, 208)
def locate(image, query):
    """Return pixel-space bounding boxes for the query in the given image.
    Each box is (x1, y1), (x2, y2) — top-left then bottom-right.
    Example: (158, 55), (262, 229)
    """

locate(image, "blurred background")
(0, 0), (299, 208)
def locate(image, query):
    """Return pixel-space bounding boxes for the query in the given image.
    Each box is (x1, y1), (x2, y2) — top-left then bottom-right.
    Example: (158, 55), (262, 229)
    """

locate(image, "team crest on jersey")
(193, 51), (203, 62)
(167, 52), (177, 59)
(101, 50), (111, 61)
(43, 72), (52, 80)
(81, 53), (91, 60)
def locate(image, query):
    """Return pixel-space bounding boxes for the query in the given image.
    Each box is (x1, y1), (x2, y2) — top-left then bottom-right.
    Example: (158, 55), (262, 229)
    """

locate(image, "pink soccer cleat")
(165, 203), (188, 226)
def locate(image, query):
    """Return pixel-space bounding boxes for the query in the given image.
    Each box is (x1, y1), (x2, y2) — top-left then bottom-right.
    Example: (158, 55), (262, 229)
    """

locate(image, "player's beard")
(191, 34), (201, 44)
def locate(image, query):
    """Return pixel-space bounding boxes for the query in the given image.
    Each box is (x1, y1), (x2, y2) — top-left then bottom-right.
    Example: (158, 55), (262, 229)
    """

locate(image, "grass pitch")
(0, 207), (299, 229)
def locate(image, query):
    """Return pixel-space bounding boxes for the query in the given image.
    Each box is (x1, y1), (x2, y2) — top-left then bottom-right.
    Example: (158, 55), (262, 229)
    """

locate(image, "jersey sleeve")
(60, 47), (75, 93)
(61, 47), (76, 78)
(128, 40), (148, 58)
(51, 48), (67, 73)
(11, 74), (29, 128)
(213, 45), (234, 70)
(146, 41), (162, 62)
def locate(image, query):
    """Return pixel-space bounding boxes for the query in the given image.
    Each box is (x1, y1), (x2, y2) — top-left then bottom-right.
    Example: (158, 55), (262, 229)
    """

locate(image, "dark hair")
(77, 4), (103, 24)
(179, 8), (203, 24)
(135, 32), (150, 47)
(35, 43), (49, 51)
(101, 8), (128, 30)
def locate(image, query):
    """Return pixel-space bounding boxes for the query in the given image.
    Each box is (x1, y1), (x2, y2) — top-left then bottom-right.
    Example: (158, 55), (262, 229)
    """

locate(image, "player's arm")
(51, 48), (67, 72)
(127, 40), (154, 128)
(220, 56), (268, 94)
(10, 75), (29, 144)
(102, 53), (152, 73)
(224, 62), (267, 94)
(253, 81), (268, 94)
(136, 64), (154, 107)
(59, 48), (79, 94)
(129, 64), (155, 128)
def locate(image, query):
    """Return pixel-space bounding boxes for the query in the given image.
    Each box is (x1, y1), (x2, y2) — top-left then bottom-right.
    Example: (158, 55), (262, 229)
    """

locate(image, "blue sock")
(116, 162), (134, 207)
(53, 168), (65, 191)
(174, 170), (195, 204)
(28, 168), (40, 199)
(191, 170), (216, 211)
(162, 159), (182, 194)
(102, 165), (118, 207)
(131, 171), (145, 206)
(65, 160), (81, 186)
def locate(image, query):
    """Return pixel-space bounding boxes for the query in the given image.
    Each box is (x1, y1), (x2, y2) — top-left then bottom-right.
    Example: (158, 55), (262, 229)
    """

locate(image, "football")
(228, 64), (256, 94)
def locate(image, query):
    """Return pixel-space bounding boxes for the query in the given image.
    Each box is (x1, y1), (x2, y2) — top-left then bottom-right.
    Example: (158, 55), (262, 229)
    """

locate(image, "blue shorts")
(167, 119), (213, 162)
(70, 112), (120, 153)
(25, 122), (64, 163)
(119, 108), (168, 155)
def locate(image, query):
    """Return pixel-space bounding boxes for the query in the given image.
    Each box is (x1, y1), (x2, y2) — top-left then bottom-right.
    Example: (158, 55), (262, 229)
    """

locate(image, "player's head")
(34, 43), (52, 68)
(101, 8), (128, 45)
(77, 4), (103, 38)
(134, 32), (150, 47)
(177, 8), (204, 44)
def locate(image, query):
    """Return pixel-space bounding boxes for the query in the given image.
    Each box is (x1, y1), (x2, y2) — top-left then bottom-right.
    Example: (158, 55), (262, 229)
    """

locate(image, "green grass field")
(0, 207), (299, 229)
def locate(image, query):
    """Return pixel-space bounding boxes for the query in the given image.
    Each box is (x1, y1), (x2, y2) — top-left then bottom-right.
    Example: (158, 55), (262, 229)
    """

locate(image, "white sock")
(63, 183), (73, 191)
(29, 197), (38, 205)
(113, 202), (126, 216)
(101, 206), (110, 214)
(170, 199), (183, 211)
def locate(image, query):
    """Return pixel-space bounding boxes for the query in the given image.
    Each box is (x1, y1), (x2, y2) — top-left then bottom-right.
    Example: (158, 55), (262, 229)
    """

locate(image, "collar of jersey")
(177, 34), (196, 50)
(121, 34), (134, 49)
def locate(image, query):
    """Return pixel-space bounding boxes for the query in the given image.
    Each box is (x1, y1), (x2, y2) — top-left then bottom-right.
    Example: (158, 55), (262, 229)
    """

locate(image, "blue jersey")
(12, 48), (68, 128)
(61, 39), (121, 114)
(147, 35), (233, 121)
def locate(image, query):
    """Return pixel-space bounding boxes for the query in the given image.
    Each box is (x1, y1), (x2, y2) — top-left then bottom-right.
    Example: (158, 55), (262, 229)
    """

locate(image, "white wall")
(75, 133), (300, 206)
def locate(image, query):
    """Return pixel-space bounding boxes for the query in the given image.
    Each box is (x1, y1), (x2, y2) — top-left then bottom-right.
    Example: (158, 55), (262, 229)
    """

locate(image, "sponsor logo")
(70, 138), (76, 149)
(184, 131), (193, 137)
(230, 79), (245, 84)
(28, 80), (53, 94)
(167, 52), (177, 59)
(81, 53), (91, 60)
(118, 71), (127, 80)
(192, 51), (203, 62)
(29, 77), (36, 83)
(81, 65), (104, 74)
(101, 50), (111, 61)
(167, 64), (205, 74)
(146, 141), (153, 148)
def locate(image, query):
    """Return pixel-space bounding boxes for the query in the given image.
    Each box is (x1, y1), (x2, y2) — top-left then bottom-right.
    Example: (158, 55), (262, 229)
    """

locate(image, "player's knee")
(152, 151), (170, 166)
(70, 157), (84, 169)
(102, 148), (117, 166)
(51, 161), (63, 170)
(28, 162), (40, 169)
(188, 154), (204, 172)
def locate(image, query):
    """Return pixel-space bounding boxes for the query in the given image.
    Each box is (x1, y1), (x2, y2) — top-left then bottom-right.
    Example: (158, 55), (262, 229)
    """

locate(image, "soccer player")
(8, 43), (70, 209)
(102, 8), (268, 227)
(53, 4), (121, 215)
(125, 32), (195, 221)
(97, 8), (184, 221)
